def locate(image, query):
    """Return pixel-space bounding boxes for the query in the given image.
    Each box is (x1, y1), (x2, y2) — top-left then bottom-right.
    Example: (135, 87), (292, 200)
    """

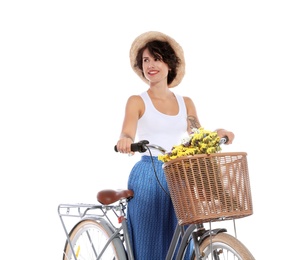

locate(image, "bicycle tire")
(63, 219), (126, 260)
(191, 233), (255, 260)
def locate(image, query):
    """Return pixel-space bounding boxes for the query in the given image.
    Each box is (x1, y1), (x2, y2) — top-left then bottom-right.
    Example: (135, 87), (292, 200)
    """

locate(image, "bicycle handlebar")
(114, 136), (229, 154)
(114, 140), (150, 153)
(219, 136), (229, 145)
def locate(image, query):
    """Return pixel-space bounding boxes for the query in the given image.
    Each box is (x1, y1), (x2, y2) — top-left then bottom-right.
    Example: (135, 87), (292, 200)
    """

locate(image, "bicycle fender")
(200, 228), (227, 241)
(81, 216), (120, 236)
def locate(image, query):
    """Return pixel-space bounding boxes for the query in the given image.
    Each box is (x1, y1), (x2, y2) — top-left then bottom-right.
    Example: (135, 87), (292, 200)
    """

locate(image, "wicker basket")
(163, 152), (253, 225)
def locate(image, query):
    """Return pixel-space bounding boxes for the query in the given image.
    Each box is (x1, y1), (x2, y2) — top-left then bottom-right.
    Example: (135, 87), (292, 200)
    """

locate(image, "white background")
(1, 1), (302, 259)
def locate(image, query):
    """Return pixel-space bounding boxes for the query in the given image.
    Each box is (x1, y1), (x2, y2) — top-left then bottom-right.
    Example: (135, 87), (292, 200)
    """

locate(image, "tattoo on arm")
(187, 116), (200, 129)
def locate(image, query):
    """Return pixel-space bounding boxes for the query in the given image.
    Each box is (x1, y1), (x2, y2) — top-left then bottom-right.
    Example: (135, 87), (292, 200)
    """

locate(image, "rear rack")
(58, 203), (106, 218)
(58, 203), (106, 249)
(58, 202), (126, 241)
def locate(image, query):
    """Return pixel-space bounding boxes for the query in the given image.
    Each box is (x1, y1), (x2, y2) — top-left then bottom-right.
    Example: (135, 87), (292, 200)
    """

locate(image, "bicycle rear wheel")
(191, 233), (255, 260)
(63, 219), (126, 260)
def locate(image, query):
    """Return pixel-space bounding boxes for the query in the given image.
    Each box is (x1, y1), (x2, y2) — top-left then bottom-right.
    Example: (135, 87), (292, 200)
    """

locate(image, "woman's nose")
(148, 61), (154, 68)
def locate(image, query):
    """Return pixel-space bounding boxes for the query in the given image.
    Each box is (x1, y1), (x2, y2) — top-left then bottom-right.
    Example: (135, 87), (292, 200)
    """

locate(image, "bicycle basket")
(163, 152), (253, 225)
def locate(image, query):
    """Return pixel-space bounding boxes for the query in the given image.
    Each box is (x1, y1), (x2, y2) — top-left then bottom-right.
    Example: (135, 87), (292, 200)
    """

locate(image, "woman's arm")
(184, 96), (235, 144)
(116, 95), (143, 153)
(184, 96), (201, 132)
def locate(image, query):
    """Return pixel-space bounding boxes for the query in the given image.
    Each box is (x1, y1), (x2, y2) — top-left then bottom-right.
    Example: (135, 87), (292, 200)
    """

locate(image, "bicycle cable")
(145, 146), (171, 197)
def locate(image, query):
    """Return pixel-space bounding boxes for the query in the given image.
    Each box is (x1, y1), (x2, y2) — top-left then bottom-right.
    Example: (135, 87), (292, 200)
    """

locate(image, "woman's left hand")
(216, 129), (235, 145)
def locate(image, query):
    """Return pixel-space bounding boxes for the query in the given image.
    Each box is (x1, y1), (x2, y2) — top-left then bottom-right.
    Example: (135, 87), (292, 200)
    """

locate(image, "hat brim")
(129, 31), (185, 88)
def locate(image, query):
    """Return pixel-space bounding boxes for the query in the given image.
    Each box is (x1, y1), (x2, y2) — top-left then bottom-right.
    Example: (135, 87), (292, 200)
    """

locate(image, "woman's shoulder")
(125, 94), (145, 117)
(127, 91), (148, 102)
(182, 96), (196, 111)
(181, 95), (194, 104)
(127, 94), (143, 101)
(126, 94), (144, 107)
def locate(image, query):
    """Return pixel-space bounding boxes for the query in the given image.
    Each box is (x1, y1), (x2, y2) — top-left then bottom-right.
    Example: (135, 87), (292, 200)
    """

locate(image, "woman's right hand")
(116, 136), (134, 154)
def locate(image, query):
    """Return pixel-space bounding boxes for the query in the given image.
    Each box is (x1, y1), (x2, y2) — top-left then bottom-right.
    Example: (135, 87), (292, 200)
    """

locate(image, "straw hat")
(129, 31), (185, 88)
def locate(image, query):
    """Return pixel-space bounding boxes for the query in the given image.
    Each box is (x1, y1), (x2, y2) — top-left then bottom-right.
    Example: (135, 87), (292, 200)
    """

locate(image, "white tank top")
(137, 91), (188, 156)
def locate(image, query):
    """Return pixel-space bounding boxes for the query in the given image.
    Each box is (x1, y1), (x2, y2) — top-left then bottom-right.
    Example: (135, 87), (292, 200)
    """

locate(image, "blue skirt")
(127, 156), (180, 259)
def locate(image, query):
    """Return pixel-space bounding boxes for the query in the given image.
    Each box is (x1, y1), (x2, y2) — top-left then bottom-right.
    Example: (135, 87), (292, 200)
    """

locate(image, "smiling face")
(142, 48), (170, 86)
(134, 40), (181, 87)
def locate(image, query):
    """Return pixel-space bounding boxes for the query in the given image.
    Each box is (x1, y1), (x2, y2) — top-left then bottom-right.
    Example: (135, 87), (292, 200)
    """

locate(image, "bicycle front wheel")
(63, 219), (126, 260)
(192, 233), (255, 260)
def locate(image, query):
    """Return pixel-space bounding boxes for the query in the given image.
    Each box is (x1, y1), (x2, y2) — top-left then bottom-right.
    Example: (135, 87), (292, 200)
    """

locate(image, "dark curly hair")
(135, 40), (181, 86)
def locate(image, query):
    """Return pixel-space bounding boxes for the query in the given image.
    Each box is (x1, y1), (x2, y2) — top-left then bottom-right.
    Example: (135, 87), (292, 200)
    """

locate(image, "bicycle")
(58, 139), (255, 259)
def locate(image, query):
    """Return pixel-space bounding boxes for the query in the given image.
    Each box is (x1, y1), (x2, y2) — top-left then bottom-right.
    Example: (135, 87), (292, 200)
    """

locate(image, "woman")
(116, 31), (235, 260)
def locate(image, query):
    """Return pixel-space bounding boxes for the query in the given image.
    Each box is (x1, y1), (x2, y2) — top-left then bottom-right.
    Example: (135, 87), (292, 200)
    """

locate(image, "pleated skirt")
(127, 155), (180, 260)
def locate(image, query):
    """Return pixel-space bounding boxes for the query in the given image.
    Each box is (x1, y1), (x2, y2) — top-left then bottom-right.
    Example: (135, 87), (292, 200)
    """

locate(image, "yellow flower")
(158, 127), (222, 162)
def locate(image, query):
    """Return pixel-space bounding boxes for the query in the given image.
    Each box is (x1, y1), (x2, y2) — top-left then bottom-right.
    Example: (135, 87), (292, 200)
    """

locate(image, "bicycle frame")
(58, 201), (231, 260)
(165, 223), (195, 259)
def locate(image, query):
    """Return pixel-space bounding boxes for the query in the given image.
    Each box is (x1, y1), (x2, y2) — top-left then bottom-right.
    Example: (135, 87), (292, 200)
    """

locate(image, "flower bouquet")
(158, 127), (222, 163)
